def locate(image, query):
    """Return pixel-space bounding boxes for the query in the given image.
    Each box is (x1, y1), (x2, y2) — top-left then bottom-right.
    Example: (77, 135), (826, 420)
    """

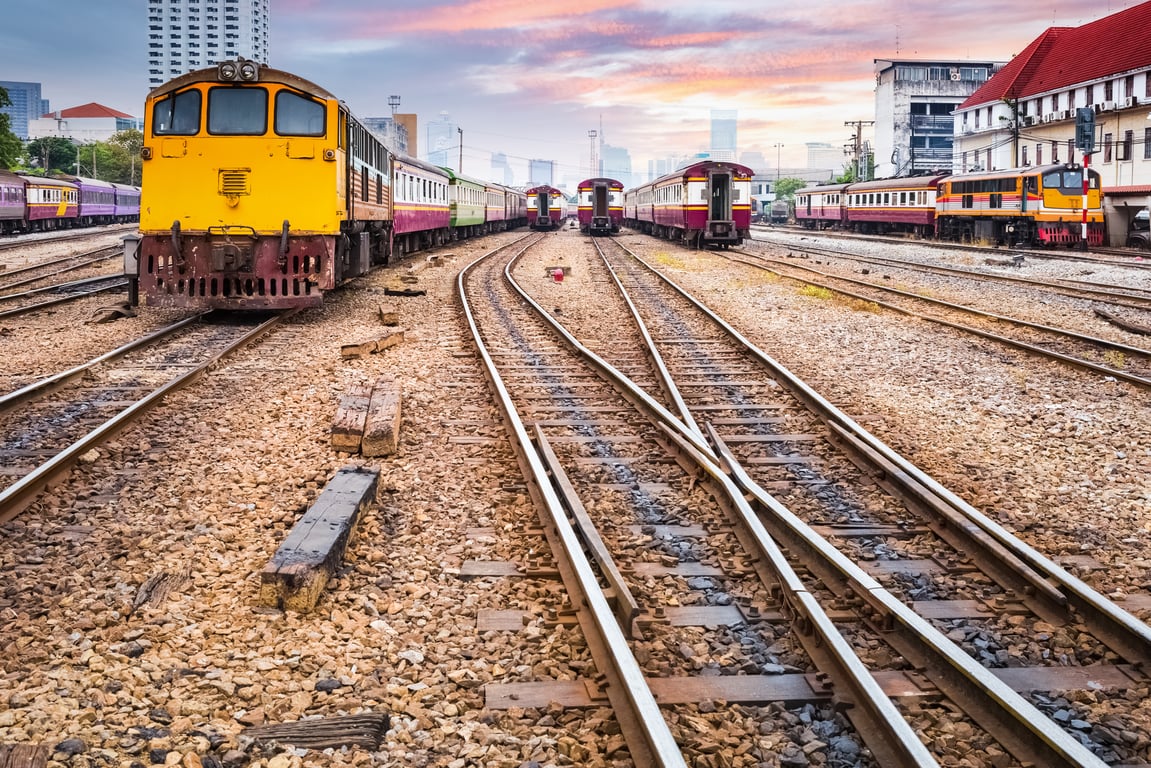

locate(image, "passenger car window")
(152, 89), (202, 135)
(208, 87), (268, 135)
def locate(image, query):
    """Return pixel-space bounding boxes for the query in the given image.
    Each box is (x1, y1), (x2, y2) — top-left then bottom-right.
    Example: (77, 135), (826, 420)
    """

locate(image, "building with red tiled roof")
(953, 1), (1151, 242)
(28, 102), (142, 144)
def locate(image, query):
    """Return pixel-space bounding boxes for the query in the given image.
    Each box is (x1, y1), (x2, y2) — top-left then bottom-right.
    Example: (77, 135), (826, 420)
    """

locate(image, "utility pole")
(457, 127), (463, 173)
(844, 120), (874, 180)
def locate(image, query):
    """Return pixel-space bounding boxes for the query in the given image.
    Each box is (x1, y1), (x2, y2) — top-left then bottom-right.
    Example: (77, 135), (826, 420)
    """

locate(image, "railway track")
(0, 310), (290, 522)
(457, 232), (1151, 765)
(723, 245), (1151, 389)
(753, 225), (1151, 272)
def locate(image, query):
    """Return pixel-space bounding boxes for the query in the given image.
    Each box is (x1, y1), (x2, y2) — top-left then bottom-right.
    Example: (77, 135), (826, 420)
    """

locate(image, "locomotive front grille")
(218, 169), (251, 196)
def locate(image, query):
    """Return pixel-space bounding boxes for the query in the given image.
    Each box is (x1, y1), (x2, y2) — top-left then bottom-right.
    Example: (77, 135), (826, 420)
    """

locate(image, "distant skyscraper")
(147, 0), (269, 89)
(528, 159), (554, 186)
(491, 152), (514, 185)
(0, 81), (48, 140)
(806, 142), (844, 173)
(425, 111), (458, 169)
(601, 144), (633, 188)
(710, 109), (737, 161)
(363, 117), (410, 154)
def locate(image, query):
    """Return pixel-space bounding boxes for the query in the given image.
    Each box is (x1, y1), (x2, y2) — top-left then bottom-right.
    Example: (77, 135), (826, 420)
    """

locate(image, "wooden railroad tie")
(339, 327), (405, 359)
(259, 465), (379, 612)
(330, 377), (402, 457)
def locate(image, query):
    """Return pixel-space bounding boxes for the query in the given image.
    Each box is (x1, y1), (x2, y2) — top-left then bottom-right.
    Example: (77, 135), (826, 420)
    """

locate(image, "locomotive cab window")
(152, 88), (202, 135)
(208, 86), (268, 135)
(275, 90), (325, 136)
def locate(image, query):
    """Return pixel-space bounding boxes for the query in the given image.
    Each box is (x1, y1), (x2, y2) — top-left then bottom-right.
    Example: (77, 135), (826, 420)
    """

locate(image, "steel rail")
(457, 236), (688, 768)
(0, 312), (210, 414)
(0, 249), (119, 291)
(0, 311), (291, 523)
(734, 250), (1151, 357)
(704, 425), (1110, 768)
(623, 248), (1151, 666)
(0, 280), (128, 320)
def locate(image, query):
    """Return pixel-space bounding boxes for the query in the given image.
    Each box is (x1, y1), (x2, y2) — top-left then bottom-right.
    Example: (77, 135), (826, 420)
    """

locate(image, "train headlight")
(238, 61), (260, 81)
(218, 61), (239, 81)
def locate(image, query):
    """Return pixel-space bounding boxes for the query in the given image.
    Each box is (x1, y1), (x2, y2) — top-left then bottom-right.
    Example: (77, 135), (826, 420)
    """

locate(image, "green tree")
(772, 177), (808, 200)
(107, 129), (143, 185)
(0, 87), (22, 170)
(25, 136), (80, 175)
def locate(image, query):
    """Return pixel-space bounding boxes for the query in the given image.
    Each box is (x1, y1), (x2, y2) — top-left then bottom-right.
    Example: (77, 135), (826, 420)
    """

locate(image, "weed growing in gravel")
(650, 251), (686, 269)
(1104, 350), (1127, 369)
(798, 284), (834, 300)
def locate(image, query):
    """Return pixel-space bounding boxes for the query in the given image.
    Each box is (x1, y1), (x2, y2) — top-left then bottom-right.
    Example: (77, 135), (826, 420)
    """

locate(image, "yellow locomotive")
(137, 59), (392, 308)
(935, 163), (1103, 247)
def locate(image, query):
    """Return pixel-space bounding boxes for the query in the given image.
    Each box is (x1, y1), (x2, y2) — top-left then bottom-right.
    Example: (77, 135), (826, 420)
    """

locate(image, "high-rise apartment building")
(147, 0), (269, 89)
(0, 81), (48, 140)
(709, 109), (737, 161)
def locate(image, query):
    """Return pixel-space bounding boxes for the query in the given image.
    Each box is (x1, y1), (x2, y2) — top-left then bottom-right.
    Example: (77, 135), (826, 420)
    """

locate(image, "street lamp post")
(457, 127), (463, 173)
(773, 143), (783, 182)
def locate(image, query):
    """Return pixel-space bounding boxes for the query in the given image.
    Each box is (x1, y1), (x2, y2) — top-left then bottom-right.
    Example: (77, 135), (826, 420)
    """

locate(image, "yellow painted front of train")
(138, 60), (349, 308)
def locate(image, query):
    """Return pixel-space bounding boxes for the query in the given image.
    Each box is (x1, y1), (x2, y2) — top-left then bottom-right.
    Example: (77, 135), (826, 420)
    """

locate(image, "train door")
(593, 184), (608, 218)
(709, 172), (732, 220)
(536, 191), (550, 225)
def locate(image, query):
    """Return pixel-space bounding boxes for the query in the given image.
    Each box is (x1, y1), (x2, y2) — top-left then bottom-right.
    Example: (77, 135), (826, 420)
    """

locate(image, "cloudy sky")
(0, 0), (1134, 186)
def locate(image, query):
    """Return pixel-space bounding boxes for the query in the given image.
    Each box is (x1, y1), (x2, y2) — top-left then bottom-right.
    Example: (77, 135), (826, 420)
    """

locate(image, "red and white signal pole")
(1081, 152), (1090, 251)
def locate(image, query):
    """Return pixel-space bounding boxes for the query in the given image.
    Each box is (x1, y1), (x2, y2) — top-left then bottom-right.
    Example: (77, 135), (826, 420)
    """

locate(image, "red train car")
(623, 161), (753, 247)
(526, 185), (568, 230)
(22, 175), (78, 230)
(577, 177), (623, 235)
(794, 182), (849, 230)
(392, 155), (451, 255)
(845, 174), (949, 237)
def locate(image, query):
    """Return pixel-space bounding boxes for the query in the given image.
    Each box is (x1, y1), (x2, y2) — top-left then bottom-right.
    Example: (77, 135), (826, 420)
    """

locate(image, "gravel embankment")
(1, 225), (1148, 766)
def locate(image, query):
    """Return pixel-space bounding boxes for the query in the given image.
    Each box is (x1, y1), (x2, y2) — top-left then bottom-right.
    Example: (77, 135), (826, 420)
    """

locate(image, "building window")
(1103, 132), (1113, 163)
(1125, 75), (1135, 100)
(1104, 80), (1114, 100)
(1051, 140), (1059, 163)
(1121, 130), (1133, 161)
(1087, 84), (1095, 104)
(1145, 127), (1151, 159)
(1022, 146), (1029, 166)
(1036, 144), (1042, 165)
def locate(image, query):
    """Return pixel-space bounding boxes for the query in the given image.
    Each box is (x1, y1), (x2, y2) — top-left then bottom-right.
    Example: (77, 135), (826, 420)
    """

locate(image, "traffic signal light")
(1075, 108), (1096, 154)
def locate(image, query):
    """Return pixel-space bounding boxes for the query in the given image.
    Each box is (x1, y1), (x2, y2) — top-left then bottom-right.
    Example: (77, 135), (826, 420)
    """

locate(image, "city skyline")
(0, 0), (1139, 185)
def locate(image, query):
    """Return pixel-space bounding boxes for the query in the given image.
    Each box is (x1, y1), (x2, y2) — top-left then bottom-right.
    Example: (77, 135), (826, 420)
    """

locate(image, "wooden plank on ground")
(0, 744), (49, 768)
(361, 380), (402, 457)
(330, 382), (372, 452)
(340, 329), (406, 359)
(245, 713), (390, 751)
(259, 466), (379, 611)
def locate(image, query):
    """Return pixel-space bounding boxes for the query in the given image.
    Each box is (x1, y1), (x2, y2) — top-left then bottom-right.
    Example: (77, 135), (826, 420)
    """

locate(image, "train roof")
(53, 174), (116, 189)
(797, 181), (850, 195)
(654, 160), (754, 186)
(525, 185), (566, 195)
(943, 163), (1087, 183)
(146, 61), (338, 102)
(394, 153), (451, 179)
(438, 167), (489, 187)
(20, 174), (78, 189)
(0, 169), (24, 185)
(847, 173), (951, 191)
(577, 177), (624, 189)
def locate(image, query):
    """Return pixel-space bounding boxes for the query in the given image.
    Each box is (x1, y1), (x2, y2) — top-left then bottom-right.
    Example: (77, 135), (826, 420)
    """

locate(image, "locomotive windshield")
(1042, 169), (1098, 191)
(274, 91), (326, 136)
(152, 89), (202, 136)
(208, 87), (268, 135)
